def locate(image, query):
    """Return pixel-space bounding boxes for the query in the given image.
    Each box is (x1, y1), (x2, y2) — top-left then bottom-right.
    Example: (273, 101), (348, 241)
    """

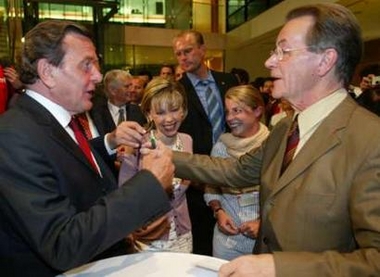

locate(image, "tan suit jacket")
(174, 96), (380, 277)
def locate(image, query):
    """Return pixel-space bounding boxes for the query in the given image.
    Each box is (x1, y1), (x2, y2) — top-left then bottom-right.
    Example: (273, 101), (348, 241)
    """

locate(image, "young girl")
(118, 77), (193, 253)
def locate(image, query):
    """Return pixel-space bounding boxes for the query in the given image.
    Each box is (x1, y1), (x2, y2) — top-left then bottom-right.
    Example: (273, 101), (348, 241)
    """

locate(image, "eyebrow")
(276, 38), (287, 46)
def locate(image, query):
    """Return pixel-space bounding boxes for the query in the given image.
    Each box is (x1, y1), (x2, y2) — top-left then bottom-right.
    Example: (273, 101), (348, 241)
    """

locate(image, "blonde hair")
(140, 77), (188, 122)
(225, 85), (264, 111)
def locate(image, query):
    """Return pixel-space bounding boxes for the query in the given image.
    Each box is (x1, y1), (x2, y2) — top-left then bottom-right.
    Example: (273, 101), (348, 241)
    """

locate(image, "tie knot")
(117, 108), (126, 125)
(69, 116), (79, 130)
(293, 114), (299, 122)
(290, 114), (299, 131)
(199, 80), (209, 87)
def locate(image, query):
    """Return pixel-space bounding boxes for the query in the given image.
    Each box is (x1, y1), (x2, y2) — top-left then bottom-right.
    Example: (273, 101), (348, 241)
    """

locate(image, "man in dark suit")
(0, 20), (173, 277)
(90, 69), (146, 137)
(172, 30), (239, 255)
(90, 69), (147, 176)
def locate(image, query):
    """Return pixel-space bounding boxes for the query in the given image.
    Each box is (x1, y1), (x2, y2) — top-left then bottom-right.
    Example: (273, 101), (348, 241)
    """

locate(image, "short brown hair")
(287, 3), (362, 87)
(20, 20), (92, 84)
(172, 30), (205, 46)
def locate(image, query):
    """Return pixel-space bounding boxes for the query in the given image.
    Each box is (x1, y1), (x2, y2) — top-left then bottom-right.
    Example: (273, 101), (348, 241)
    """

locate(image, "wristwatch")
(213, 207), (224, 218)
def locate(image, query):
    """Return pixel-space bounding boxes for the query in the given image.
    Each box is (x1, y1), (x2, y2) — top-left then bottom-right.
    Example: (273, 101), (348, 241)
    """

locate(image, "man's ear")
(37, 58), (57, 88)
(317, 48), (338, 77)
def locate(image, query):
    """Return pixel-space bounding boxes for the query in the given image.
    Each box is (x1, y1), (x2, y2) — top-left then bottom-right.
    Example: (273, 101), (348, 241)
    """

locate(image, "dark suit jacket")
(90, 97), (146, 136)
(89, 97), (147, 176)
(0, 94), (170, 276)
(177, 70), (238, 255)
(178, 70), (239, 155)
(174, 96), (380, 276)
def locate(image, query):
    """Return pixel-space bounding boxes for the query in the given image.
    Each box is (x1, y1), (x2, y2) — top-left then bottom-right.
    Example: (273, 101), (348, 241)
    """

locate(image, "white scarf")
(220, 122), (269, 158)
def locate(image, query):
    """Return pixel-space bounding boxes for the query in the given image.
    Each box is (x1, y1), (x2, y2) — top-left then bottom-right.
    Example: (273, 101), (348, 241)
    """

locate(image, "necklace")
(169, 134), (183, 152)
(163, 133), (183, 192)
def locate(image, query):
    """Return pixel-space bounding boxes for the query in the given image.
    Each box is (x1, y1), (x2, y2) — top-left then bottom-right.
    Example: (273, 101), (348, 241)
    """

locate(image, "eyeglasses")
(269, 46), (313, 61)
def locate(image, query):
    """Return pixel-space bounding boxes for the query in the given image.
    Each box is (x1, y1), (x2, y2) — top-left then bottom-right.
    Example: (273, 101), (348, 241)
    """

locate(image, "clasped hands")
(108, 122), (275, 277)
(217, 210), (260, 239)
(107, 121), (174, 193)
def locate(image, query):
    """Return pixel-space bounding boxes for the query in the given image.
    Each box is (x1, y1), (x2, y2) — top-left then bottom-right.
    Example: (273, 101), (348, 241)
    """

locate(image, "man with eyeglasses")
(165, 3), (380, 277)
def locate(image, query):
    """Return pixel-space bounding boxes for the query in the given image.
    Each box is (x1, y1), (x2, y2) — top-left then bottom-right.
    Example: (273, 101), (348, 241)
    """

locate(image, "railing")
(226, 0), (283, 32)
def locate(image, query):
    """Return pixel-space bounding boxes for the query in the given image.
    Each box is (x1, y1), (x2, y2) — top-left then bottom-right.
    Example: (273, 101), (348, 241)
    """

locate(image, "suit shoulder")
(211, 70), (239, 85)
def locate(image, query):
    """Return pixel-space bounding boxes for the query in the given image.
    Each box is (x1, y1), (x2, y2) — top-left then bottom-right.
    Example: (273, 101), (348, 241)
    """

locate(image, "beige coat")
(174, 96), (380, 277)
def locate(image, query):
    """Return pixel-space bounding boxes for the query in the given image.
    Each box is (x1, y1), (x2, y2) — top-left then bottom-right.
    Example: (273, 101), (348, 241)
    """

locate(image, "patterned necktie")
(205, 84), (223, 143)
(281, 114), (299, 174)
(76, 113), (92, 140)
(69, 116), (99, 174)
(117, 108), (125, 125)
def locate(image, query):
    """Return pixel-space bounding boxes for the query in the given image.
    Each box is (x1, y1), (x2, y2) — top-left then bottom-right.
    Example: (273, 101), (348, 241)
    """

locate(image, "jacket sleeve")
(173, 145), (262, 188)
(0, 127), (170, 271)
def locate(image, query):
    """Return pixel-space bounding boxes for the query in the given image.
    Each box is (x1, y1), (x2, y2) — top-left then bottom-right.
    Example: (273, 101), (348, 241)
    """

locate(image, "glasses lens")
(270, 47), (283, 60)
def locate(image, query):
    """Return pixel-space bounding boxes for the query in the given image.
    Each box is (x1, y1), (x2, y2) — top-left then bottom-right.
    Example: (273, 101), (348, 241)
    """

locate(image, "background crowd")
(0, 3), (380, 277)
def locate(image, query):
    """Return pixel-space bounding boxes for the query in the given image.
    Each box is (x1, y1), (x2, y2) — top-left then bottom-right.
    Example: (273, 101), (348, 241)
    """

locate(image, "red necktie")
(69, 116), (99, 174)
(281, 115), (299, 174)
(76, 113), (93, 139)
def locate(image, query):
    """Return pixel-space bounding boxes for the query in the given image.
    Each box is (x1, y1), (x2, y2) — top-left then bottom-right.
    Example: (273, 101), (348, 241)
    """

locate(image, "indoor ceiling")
(130, 0), (380, 68)
(337, 0), (380, 41)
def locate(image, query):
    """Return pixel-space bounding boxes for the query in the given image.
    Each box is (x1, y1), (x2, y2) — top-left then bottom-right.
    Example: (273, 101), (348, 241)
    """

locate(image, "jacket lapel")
(17, 95), (103, 176)
(270, 97), (356, 197)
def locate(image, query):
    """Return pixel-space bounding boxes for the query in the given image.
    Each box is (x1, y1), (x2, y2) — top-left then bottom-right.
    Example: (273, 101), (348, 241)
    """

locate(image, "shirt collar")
(107, 101), (124, 116)
(186, 70), (214, 87)
(298, 88), (347, 138)
(25, 89), (71, 128)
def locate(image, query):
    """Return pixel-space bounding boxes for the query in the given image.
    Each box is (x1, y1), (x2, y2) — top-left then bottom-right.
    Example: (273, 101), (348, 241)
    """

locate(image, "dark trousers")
(186, 185), (215, 256)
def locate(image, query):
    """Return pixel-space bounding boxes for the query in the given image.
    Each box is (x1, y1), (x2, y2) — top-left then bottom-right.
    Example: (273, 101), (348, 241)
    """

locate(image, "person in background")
(90, 69), (146, 136)
(128, 76), (145, 105)
(0, 58), (24, 113)
(175, 64), (184, 81)
(349, 63), (380, 99)
(230, 68), (250, 85)
(172, 29), (239, 255)
(268, 98), (294, 128)
(90, 69), (146, 175)
(168, 3), (380, 277)
(356, 86), (380, 116)
(159, 64), (175, 80)
(118, 77), (193, 253)
(138, 69), (153, 87)
(0, 20), (174, 277)
(204, 85), (269, 260)
(261, 77), (281, 125)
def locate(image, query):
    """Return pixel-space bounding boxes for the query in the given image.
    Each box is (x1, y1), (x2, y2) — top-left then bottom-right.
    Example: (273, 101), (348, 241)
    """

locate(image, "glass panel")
(227, 0), (284, 31)
(109, 0), (166, 26)
(227, 7), (245, 31)
(102, 44), (224, 76)
(247, 0), (267, 21)
(39, 3), (93, 21)
(228, 0), (245, 16)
